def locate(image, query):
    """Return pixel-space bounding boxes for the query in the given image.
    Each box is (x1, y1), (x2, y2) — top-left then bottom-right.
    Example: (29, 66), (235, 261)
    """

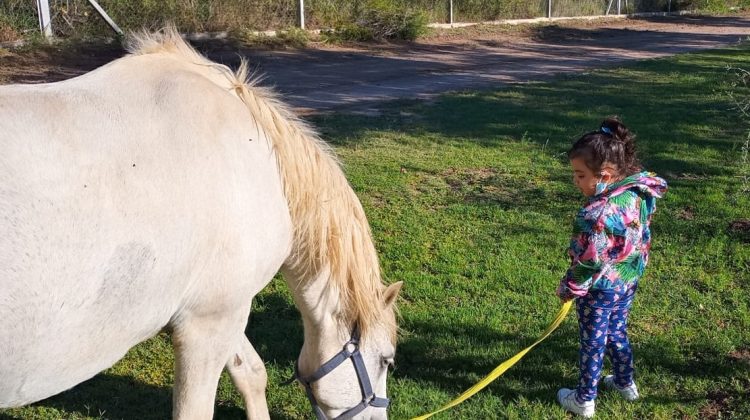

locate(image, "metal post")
(449, 0), (453, 26)
(36, 0), (53, 37)
(87, 0), (123, 35)
(618, 0), (621, 14)
(548, 0), (552, 18)
(299, 0), (305, 29)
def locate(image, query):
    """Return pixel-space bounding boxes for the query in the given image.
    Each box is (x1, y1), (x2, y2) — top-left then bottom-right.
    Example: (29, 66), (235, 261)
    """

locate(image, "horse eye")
(381, 357), (395, 369)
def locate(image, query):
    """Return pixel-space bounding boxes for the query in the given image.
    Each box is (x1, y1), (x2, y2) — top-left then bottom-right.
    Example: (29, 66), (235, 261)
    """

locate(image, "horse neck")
(280, 265), (345, 363)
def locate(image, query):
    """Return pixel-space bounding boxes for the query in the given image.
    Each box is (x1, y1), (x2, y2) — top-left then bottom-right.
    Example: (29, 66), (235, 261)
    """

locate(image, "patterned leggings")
(575, 283), (638, 403)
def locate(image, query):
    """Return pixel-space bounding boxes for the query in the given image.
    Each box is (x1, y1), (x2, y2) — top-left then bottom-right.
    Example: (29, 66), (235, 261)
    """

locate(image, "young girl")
(556, 117), (667, 418)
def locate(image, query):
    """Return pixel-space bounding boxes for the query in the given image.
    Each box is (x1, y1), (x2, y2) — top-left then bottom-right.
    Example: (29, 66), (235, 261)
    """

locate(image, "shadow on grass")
(394, 317), (578, 403)
(16, 371), (298, 420)
(440, 167), (580, 212)
(247, 291), (304, 365)
(396, 315), (750, 405)
(314, 45), (747, 182)
(18, 374), (173, 420)
(3, 290), (305, 420)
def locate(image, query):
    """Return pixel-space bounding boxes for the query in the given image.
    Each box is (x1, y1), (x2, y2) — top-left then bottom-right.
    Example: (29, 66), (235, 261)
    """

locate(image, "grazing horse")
(0, 28), (401, 419)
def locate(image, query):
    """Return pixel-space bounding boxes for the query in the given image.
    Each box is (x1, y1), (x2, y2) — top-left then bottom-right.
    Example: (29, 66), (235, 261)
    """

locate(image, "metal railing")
(30, 0), (684, 38)
(445, 0), (677, 23)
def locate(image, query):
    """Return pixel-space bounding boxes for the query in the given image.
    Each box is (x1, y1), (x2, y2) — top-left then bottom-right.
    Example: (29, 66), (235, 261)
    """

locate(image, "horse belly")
(0, 189), (186, 407)
(0, 186), (163, 404)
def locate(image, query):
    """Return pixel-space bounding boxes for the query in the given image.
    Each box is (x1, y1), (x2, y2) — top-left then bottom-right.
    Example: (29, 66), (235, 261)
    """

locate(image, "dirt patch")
(437, 168), (570, 209)
(663, 171), (707, 181)
(441, 167), (524, 205)
(728, 219), (750, 243)
(442, 167), (498, 193)
(532, 25), (620, 42)
(699, 390), (734, 420)
(676, 206), (696, 220)
(728, 347), (750, 364)
(0, 42), (124, 85)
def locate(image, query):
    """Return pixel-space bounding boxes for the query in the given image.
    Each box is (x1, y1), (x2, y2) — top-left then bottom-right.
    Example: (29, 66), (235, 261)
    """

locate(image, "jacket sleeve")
(556, 207), (612, 300)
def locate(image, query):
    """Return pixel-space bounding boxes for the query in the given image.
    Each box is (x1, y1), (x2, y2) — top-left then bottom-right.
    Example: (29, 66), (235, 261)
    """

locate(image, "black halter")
(288, 327), (390, 419)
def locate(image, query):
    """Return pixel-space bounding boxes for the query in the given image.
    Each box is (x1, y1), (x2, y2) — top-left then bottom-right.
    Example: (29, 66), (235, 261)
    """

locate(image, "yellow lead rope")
(410, 300), (574, 420)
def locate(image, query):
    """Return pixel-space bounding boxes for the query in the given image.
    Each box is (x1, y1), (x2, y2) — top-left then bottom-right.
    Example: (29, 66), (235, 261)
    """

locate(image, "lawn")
(2, 44), (749, 419)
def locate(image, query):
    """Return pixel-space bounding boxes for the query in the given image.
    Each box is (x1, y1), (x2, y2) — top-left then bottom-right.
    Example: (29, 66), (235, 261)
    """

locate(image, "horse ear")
(383, 281), (403, 307)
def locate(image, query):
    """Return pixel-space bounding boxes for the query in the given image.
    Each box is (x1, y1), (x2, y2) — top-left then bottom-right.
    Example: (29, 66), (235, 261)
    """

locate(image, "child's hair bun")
(600, 116), (638, 174)
(600, 116), (632, 144)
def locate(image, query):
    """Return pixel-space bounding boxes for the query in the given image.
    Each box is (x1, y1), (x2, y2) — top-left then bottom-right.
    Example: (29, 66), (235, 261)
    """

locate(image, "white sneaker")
(603, 375), (640, 401)
(557, 388), (595, 418)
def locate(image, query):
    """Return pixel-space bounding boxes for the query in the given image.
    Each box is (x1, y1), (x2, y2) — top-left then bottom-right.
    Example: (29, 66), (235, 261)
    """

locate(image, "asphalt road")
(229, 15), (750, 113)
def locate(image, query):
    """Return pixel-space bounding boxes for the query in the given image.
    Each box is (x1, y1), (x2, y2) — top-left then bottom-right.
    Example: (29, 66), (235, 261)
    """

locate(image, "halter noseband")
(289, 327), (390, 419)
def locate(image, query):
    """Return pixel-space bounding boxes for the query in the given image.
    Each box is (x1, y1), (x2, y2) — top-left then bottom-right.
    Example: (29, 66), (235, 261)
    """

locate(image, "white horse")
(0, 28), (401, 420)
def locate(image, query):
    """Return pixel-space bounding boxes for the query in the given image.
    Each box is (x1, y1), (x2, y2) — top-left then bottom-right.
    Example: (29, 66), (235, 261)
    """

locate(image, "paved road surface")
(230, 15), (750, 112)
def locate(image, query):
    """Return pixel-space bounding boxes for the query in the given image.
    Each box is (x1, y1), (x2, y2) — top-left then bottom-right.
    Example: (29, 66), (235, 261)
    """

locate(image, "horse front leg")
(172, 314), (244, 420)
(226, 335), (271, 420)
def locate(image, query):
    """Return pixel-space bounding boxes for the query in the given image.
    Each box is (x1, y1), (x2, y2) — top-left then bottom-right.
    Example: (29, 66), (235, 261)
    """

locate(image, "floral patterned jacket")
(557, 172), (668, 300)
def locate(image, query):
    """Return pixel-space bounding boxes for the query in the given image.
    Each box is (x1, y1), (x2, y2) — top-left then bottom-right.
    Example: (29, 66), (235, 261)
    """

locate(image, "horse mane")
(125, 27), (395, 341)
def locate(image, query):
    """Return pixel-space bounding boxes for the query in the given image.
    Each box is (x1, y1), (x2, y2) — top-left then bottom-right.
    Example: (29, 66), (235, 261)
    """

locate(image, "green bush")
(0, 0), (38, 40)
(323, 23), (376, 42)
(451, 0), (546, 21)
(360, 2), (428, 40)
(325, 0), (428, 42)
(276, 27), (309, 47)
(0, 17), (19, 43)
(674, 0), (750, 12)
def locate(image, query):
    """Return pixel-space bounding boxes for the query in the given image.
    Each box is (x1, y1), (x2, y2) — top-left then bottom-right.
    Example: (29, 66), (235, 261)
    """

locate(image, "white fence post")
(449, 0), (453, 26)
(36, 0), (53, 37)
(87, 0), (123, 35)
(548, 0), (552, 18)
(618, 0), (621, 14)
(299, 0), (305, 29)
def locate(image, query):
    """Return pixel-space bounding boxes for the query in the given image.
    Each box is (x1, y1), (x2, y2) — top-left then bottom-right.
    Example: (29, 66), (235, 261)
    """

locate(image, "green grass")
(3, 46), (750, 419)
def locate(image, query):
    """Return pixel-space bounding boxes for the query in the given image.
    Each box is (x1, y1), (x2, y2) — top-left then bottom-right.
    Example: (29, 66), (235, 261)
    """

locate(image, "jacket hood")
(599, 171), (668, 200)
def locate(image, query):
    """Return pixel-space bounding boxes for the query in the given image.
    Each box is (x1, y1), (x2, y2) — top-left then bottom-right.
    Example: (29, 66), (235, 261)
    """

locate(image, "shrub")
(673, 0), (750, 12)
(0, 0), (38, 40)
(324, 23), (376, 42)
(0, 20), (20, 43)
(325, 0), (428, 42)
(275, 27), (310, 48)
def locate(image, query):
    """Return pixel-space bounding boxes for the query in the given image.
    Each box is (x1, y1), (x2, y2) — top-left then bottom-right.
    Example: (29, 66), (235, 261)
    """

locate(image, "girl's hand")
(556, 284), (574, 302)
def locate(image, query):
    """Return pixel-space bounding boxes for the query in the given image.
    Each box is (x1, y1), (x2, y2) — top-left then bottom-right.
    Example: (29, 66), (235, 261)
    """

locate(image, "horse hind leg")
(226, 335), (271, 420)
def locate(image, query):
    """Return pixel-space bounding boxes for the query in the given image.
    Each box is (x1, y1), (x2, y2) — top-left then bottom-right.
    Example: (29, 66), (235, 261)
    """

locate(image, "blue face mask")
(595, 177), (608, 195)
